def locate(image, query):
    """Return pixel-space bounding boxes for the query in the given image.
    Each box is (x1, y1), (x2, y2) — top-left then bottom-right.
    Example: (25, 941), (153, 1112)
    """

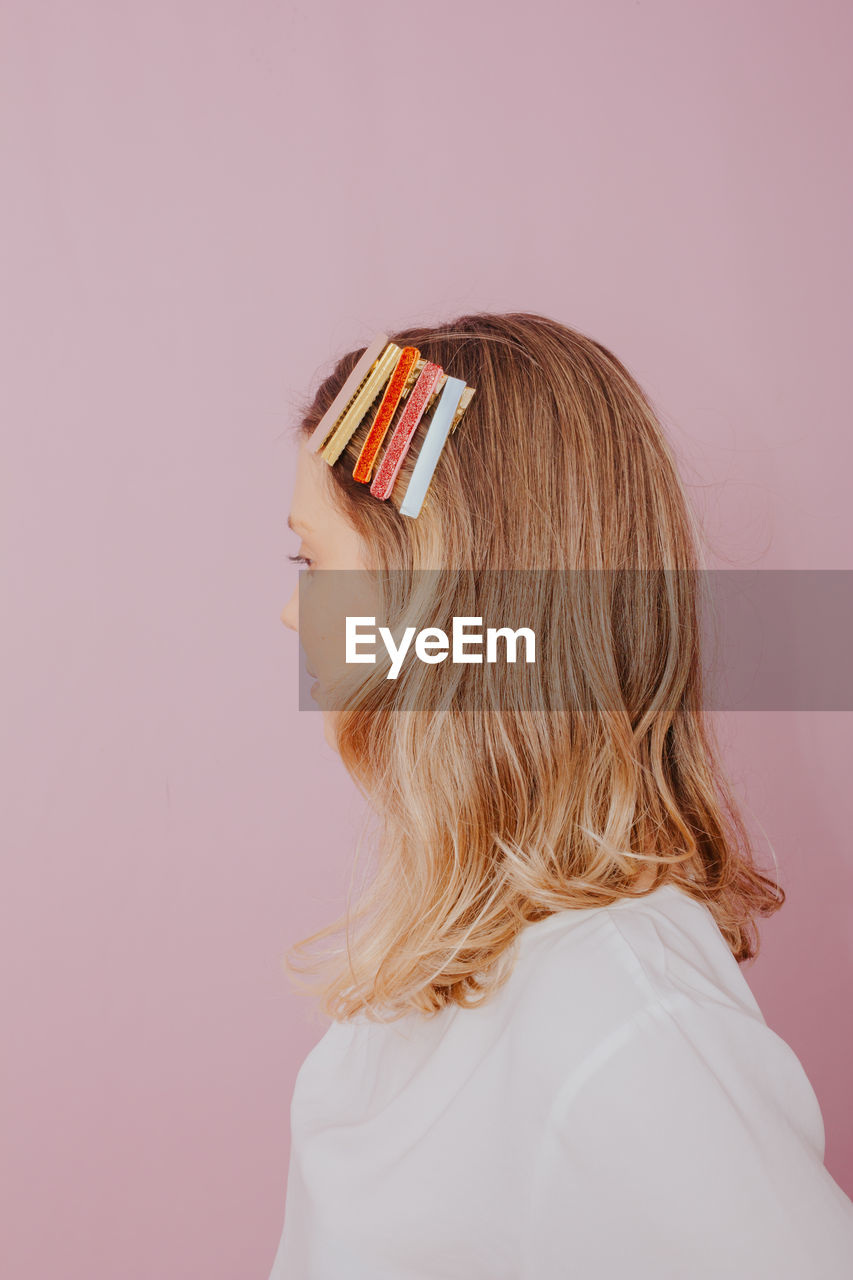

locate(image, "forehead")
(288, 439), (361, 547)
(289, 439), (335, 526)
(288, 440), (371, 570)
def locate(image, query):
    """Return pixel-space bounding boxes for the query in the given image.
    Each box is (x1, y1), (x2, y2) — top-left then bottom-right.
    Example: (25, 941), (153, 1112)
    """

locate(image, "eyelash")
(288, 554), (313, 569)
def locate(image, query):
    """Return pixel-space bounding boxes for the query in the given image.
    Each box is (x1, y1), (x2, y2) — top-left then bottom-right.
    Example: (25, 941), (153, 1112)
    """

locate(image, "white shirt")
(268, 883), (853, 1278)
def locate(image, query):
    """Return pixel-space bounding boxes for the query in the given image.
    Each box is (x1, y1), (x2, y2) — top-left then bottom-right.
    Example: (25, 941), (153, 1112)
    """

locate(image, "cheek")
(298, 576), (352, 684)
(299, 594), (334, 678)
(300, 571), (385, 704)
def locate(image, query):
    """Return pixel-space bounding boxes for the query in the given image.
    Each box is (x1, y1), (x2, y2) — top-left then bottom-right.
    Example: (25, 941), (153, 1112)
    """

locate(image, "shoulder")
(518, 965), (851, 1278)
(510, 892), (852, 1277)
(510, 883), (761, 1018)
(504, 885), (821, 1141)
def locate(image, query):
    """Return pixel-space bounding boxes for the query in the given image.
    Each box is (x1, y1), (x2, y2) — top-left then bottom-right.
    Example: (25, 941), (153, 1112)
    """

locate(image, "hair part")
(284, 311), (784, 1022)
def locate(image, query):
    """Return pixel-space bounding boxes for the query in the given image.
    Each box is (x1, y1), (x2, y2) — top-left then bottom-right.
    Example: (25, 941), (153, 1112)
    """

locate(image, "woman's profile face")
(280, 441), (373, 747)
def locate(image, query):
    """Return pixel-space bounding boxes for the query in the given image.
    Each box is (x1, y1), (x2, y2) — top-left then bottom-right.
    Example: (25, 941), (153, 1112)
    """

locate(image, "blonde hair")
(285, 311), (784, 1021)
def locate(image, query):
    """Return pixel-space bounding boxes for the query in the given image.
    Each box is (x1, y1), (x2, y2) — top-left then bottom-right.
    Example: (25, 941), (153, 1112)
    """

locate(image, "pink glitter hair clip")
(309, 334), (476, 519)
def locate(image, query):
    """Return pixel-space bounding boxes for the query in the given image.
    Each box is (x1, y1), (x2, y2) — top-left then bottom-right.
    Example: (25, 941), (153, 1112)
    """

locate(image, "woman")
(270, 313), (853, 1278)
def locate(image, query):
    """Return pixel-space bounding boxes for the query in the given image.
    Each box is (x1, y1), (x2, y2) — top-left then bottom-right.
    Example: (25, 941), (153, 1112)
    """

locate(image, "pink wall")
(2, 2), (851, 1276)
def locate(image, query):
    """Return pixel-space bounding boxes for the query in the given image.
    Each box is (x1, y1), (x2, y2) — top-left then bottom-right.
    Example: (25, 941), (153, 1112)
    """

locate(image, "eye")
(288, 553), (314, 569)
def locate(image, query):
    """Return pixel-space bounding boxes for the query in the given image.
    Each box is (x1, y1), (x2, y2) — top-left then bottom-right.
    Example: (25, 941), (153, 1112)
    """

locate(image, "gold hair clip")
(321, 342), (402, 464)
(306, 333), (389, 454)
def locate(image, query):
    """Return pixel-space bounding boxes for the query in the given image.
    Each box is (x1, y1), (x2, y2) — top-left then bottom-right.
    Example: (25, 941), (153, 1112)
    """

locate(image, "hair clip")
(398, 376), (469, 518)
(321, 342), (402, 464)
(370, 362), (445, 501)
(353, 346), (421, 483)
(306, 333), (389, 454)
(309, 333), (476, 516)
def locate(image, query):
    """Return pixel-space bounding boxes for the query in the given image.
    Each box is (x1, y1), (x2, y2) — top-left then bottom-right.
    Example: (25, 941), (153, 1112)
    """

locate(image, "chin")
(321, 708), (340, 753)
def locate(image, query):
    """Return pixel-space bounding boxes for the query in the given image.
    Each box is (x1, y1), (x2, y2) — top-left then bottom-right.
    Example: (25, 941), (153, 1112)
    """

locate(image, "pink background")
(2, 2), (851, 1276)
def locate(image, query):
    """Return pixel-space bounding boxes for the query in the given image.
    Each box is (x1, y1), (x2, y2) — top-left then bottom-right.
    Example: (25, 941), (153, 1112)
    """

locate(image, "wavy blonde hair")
(285, 311), (784, 1021)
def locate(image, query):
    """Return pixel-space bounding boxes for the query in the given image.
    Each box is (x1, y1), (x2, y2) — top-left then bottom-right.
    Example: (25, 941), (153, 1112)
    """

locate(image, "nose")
(280, 582), (299, 632)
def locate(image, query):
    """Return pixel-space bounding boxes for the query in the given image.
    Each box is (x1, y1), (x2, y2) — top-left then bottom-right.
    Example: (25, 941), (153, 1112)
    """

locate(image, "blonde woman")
(270, 313), (853, 1278)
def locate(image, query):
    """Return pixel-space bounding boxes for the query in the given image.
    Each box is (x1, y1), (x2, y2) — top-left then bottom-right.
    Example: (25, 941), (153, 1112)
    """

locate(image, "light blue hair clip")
(399, 376), (470, 519)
